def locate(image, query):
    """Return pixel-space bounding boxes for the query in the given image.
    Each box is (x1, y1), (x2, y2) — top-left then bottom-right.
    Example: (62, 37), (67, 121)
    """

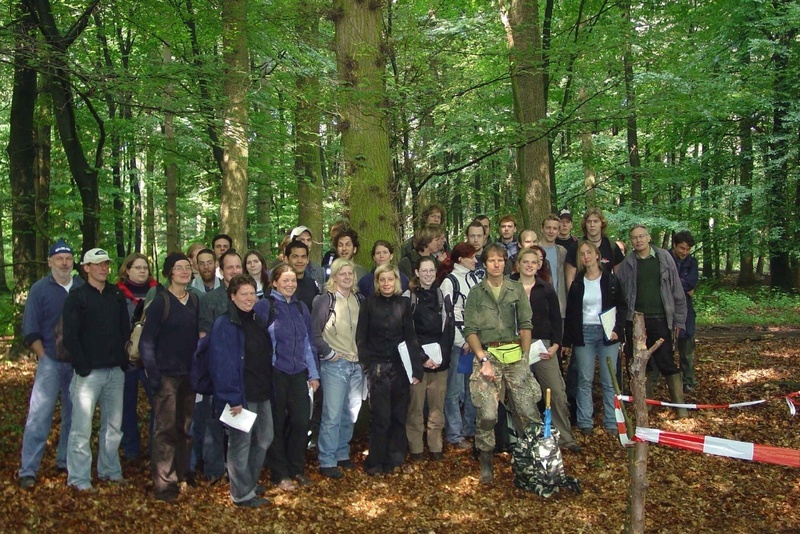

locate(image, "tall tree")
(294, 0), (324, 263)
(764, 13), (795, 289)
(7, 0), (39, 355)
(219, 0), (250, 251)
(333, 0), (398, 262)
(499, 0), (551, 228)
(32, 0), (103, 253)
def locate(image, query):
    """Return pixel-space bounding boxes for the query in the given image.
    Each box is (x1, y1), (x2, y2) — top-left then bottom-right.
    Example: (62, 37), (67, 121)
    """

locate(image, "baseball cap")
(558, 208), (572, 221)
(289, 226), (312, 240)
(82, 248), (111, 264)
(49, 239), (73, 257)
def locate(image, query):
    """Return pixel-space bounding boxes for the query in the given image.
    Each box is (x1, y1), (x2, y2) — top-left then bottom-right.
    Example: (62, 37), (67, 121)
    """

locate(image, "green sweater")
(635, 255), (665, 318)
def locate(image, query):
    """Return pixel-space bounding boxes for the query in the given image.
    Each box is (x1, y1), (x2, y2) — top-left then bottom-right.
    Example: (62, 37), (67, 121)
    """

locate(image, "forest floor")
(1, 327), (799, 533)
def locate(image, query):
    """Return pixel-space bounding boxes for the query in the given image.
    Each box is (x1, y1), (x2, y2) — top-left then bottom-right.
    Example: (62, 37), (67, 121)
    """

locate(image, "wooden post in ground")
(626, 312), (663, 534)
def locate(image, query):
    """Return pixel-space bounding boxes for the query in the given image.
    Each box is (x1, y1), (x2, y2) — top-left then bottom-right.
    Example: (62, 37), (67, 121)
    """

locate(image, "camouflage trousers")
(470, 357), (542, 452)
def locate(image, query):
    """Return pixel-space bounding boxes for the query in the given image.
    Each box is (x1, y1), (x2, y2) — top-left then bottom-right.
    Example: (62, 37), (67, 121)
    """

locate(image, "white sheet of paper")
(599, 307), (617, 341)
(397, 341), (415, 383)
(195, 393), (203, 403)
(528, 339), (548, 365)
(219, 403), (256, 433)
(421, 342), (443, 365)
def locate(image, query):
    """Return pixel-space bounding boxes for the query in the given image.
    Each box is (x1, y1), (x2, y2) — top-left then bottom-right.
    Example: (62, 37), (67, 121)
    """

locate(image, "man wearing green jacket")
(463, 244), (542, 484)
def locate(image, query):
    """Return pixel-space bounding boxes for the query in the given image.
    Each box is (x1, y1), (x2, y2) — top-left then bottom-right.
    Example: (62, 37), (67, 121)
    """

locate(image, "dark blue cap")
(49, 239), (74, 257)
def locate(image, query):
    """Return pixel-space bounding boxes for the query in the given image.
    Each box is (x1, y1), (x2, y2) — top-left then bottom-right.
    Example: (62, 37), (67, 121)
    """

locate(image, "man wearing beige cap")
(63, 248), (131, 492)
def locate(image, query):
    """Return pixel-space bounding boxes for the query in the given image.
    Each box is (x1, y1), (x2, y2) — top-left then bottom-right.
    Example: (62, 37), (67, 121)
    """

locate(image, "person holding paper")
(563, 241), (627, 436)
(208, 274), (274, 508)
(356, 264), (423, 476)
(311, 259), (365, 479)
(511, 247), (579, 453)
(463, 244), (541, 485)
(404, 257), (455, 462)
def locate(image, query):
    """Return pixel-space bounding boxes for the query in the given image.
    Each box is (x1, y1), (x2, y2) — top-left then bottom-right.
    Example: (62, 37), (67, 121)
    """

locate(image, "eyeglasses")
(172, 266), (192, 272)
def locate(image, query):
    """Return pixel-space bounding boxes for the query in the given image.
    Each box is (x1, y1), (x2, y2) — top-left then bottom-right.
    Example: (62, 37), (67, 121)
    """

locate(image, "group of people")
(17, 205), (699, 507)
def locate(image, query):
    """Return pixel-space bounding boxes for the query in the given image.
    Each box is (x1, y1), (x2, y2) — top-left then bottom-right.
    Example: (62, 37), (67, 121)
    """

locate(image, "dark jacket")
(62, 282), (130, 376)
(407, 285), (455, 373)
(512, 274), (563, 345)
(356, 293), (424, 381)
(563, 271), (626, 348)
(139, 290), (200, 388)
(208, 301), (271, 410)
(669, 250), (698, 337)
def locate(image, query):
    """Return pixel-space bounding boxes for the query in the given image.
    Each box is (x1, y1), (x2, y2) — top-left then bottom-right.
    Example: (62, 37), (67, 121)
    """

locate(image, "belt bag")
(487, 343), (523, 364)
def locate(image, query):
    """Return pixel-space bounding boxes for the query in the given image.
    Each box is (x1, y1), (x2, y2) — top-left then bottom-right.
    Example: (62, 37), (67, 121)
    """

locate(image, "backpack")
(511, 421), (581, 498)
(127, 287), (199, 363)
(321, 291), (364, 325)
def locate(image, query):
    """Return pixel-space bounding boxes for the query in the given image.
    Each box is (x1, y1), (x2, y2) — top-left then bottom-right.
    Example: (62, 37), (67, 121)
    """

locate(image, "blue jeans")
(67, 367), (125, 489)
(317, 359), (364, 468)
(120, 367), (154, 459)
(226, 400), (273, 503)
(19, 355), (74, 478)
(444, 345), (476, 444)
(573, 325), (619, 430)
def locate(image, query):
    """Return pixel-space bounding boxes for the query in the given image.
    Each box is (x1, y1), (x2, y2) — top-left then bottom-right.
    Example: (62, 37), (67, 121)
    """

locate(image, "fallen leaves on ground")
(1, 328), (799, 533)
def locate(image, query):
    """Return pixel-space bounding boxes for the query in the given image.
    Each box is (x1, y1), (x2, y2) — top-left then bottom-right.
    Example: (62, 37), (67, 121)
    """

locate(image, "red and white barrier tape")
(616, 391), (800, 416)
(612, 397), (800, 467)
(614, 396), (634, 446)
(634, 427), (800, 468)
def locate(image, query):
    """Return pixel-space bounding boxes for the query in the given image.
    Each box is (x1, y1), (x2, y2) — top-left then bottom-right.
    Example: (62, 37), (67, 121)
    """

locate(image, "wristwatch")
(479, 356), (489, 364)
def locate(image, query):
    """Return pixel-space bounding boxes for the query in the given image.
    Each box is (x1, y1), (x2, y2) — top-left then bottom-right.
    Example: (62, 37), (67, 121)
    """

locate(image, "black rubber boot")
(479, 450), (493, 484)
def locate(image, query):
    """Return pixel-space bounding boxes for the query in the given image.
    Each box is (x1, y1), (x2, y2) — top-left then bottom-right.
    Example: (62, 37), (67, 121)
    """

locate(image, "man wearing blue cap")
(18, 240), (84, 490)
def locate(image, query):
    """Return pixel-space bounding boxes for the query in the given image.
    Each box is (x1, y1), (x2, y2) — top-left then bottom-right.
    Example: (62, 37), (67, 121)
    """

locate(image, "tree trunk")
(255, 175), (272, 256)
(295, 0), (324, 264)
(34, 80), (52, 278)
(765, 1), (795, 289)
(622, 0), (642, 205)
(738, 115), (756, 285)
(499, 0), (551, 229)
(7, 0), (39, 357)
(145, 153), (157, 270)
(219, 0), (250, 252)
(333, 0), (399, 263)
(626, 312), (663, 534)
(33, 0), (103, 254)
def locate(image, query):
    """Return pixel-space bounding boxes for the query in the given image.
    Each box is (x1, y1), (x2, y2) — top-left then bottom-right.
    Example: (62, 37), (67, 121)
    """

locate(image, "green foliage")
(696, 285), (800, 326)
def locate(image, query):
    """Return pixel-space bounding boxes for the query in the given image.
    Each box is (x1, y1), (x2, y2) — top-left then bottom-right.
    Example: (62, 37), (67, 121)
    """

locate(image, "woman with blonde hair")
(311, 259), (364, 478)
(356, 264), (423, 475)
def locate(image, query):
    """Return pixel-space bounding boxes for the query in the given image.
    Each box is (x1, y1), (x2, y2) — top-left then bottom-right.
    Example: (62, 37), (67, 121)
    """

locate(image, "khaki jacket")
(463, 278), (533, 344)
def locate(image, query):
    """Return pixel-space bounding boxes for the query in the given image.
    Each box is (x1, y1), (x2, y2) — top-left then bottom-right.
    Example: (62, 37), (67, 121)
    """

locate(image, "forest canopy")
(1, 0), (798, 298)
